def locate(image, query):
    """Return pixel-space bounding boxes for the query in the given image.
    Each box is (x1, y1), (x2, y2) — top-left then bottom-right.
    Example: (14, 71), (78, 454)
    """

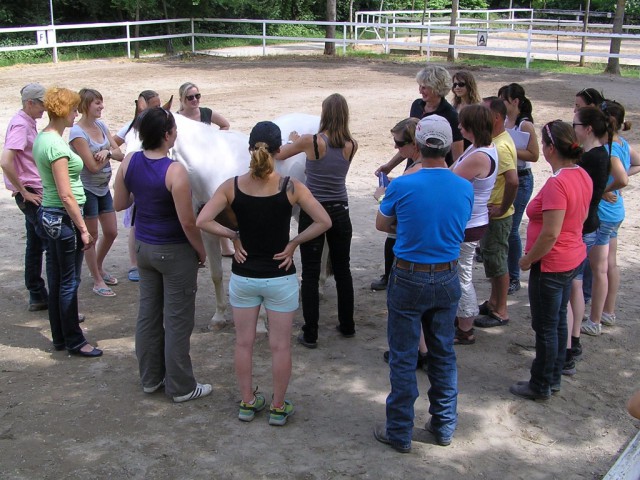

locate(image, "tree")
(447, 0), (459, 62)
(324, 0), (336, 55)
(604, 0), (625, 74)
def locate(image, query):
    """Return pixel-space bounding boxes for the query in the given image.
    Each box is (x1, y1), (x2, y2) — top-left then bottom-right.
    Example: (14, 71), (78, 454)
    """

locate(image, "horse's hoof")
(208, 319), (227, 331)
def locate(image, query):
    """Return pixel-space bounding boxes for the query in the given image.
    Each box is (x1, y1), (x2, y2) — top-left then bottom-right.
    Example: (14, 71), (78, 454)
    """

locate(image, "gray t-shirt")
(69, 120), (112, 197)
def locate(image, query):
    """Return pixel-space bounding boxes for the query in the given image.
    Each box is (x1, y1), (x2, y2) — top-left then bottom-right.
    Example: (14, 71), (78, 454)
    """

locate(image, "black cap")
(249, 121), (282, 153)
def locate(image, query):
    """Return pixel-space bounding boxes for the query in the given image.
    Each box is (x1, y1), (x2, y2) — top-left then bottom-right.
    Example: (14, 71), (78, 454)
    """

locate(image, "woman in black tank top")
(197, 121), (330, 425)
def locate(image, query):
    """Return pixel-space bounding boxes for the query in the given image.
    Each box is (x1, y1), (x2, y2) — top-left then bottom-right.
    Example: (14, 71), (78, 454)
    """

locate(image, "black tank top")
(231, 176), (295, 278)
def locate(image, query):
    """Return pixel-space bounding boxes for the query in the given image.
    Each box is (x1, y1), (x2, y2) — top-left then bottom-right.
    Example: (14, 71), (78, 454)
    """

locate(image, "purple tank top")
(124, 151), (187, 245)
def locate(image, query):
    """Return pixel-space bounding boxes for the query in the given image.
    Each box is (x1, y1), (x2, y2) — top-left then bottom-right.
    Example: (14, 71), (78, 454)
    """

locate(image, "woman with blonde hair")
(177, 82), (229, 130)
(277, 93), (358, 348)
(69, 88), (124, 296)
(33, 87), (101, 357)
(197, 121), (330, 425)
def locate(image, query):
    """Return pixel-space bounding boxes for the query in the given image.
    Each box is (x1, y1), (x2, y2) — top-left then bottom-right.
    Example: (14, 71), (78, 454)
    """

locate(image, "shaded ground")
(0, 56), (639, 479)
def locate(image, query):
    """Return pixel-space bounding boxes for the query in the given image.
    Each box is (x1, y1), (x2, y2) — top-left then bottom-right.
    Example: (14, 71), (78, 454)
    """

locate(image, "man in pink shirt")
(1, 83), (48, 311)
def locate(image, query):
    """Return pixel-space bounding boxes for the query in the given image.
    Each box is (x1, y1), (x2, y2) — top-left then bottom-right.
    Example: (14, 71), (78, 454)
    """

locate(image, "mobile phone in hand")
(378, 172), (390, 188)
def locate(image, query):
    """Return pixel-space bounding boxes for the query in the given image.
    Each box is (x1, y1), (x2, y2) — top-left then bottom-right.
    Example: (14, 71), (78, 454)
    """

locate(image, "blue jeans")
(508, 171), (534, 281)
(385, 264), (460, 448)
(39, 207), (86, 351)
(15, 192), (48, 305)
(299, 203), (354, 341)
(528, 262), (577, 395)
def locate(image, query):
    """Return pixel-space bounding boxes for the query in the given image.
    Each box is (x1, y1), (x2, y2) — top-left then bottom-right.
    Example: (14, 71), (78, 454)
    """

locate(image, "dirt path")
(0, 56), (639, 479)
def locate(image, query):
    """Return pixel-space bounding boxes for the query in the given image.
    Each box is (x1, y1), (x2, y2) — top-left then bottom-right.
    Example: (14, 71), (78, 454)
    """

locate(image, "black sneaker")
(571, 343), (583, 362)
(562, 359), (577, 376)
(297, 333), (317, 349)
(370, 275), (388, 291)
(507, 279), (521, 295)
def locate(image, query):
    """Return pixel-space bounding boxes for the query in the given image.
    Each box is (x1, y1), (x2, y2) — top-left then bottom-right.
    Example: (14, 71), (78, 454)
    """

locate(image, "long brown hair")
(319, 93), (354, 148)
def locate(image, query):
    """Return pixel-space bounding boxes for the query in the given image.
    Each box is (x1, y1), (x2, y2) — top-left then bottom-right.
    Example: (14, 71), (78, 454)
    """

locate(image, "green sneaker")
(269, 400), (295, 426)
(238, 393), (266, 422)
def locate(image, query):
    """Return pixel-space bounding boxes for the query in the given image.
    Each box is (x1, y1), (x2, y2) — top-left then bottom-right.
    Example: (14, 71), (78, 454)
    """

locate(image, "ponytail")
(249, 142), (274, 179)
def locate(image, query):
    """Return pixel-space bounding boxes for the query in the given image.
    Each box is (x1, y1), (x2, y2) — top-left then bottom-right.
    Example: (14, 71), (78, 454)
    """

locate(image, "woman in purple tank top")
(113, 108), (211, 404)
(197, 121), (330, 425)
(276, 93), (359, 349)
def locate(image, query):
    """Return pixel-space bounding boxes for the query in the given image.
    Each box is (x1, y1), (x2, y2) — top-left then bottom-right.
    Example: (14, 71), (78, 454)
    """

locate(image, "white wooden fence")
(1, 10), (639, 68)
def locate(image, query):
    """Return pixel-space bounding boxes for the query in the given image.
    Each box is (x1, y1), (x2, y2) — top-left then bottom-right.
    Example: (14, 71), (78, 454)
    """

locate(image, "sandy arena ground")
(0, 55), (639, 479)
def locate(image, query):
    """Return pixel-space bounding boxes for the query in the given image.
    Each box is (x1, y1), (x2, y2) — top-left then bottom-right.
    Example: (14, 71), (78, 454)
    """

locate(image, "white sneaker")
(601, 312), (616, 326)
(173, 383), (212, 403)
(581, 319), (602, 336)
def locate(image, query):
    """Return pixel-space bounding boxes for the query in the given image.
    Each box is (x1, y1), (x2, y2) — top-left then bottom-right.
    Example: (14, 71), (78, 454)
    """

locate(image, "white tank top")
(453, 144), (498, 229)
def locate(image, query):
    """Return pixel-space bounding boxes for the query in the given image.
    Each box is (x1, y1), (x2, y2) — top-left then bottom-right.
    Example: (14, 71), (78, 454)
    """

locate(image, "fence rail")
(0, 10), (638, 68)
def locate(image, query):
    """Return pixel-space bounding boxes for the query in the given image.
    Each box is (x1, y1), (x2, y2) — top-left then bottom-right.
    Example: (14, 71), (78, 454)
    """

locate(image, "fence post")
(126, 23), (131, 59)
(191, 18), (195, 53)
(262, 22), (266, 56)
(427, 24), (431, 61)
(343, 24), (347, 54)
(526, 27), (532, 69)
(384, 17), (389, 54)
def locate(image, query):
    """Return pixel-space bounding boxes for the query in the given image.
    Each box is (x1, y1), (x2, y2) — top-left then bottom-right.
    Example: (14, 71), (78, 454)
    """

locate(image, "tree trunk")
(324, 0), (336, 56)
(447, 0), (459, 62)
(134, 1), (140, 59)
(162, 0), (174, 55)
(604, 0), (625, 75)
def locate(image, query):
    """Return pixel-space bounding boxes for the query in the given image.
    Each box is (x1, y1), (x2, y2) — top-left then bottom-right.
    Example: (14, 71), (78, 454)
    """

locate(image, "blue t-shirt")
(379, 168), (473, 263)
(598, 138), (630, 223)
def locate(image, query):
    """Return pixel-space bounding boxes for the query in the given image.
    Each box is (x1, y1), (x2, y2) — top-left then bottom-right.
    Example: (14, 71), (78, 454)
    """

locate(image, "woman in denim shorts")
(69, 89), (124, 297)
(581, 101), (633, 336)
(197, 121), (330, 426)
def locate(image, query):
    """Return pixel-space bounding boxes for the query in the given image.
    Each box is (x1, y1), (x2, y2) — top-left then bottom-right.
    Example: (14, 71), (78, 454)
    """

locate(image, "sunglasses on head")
(452, 82), (466, 88)
(394, 138), (412, 148)
(186, 93), (201, 101)
(578, 89), (593, 102)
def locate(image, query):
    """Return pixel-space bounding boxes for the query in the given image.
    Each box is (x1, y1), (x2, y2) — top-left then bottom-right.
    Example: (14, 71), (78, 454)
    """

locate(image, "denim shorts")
(593, 220), (622, 246)
(229, 273), (299, 312)
(574, 232), (597, 281)
(83, 189), (114, 218)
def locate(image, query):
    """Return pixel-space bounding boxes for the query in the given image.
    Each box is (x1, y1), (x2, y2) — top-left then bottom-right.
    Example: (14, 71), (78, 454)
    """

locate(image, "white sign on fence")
(477, 31), (488, 47)
(36, 30), (48, 46)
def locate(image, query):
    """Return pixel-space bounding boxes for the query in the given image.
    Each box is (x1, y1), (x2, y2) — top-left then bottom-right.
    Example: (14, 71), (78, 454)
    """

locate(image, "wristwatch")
(107, 150), (112, 159)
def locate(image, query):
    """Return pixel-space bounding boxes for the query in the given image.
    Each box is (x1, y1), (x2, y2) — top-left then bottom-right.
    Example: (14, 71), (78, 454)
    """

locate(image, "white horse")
(125, 112), (321, 329)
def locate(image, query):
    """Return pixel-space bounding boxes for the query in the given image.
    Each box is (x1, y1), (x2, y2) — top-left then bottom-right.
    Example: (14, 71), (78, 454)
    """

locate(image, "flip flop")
(102, 273), (118, 286)
(93, 286), (116, 297)
(474, 311), (509, 328)
(128, 267), (140, 282)
(478, 300), (493, 316)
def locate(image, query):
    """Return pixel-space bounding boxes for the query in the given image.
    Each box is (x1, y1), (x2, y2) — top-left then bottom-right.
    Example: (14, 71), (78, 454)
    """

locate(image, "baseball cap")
(249, 121), (282, 153)
(21, 83), (45, 102)
(415, 115), (452, 149)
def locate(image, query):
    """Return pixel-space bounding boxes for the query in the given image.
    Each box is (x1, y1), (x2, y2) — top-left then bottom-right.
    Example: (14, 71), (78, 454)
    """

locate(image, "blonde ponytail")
(250, 142), (274, 179)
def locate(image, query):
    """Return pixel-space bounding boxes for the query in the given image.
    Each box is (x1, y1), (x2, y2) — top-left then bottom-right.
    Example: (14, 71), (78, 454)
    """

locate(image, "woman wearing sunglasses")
(510, 120), (591, 401)
(177, 82), (230, 130)
(178, 81), (233, 256)
(451, 71), (481, 114)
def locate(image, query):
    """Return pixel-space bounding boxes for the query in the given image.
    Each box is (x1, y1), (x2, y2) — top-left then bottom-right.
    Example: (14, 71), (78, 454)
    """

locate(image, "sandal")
(474, 311), (509, 328)
(101, 272), (118, 286)
(128, 267), (140, 282)
(454, 327), (476, 345)
(478, 301), (493, 316)
(93, 286), (116, 297)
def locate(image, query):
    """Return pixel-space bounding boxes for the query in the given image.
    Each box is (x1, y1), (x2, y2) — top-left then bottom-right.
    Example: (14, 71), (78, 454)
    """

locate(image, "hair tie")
(571, 142), (579, 150)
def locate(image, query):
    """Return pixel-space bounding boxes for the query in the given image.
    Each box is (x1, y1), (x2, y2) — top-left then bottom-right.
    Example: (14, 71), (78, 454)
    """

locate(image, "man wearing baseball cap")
(373, 115), (473, 453)
(1, 83), (48, 311)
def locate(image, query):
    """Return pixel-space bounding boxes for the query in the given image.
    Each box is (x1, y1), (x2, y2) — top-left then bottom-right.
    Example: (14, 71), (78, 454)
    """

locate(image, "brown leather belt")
(395, 259), (458, 273)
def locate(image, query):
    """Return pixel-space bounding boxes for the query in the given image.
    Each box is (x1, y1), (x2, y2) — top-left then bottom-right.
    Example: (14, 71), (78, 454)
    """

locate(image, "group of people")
(369, 66), (637, 452)
(1, 68), (636, 440)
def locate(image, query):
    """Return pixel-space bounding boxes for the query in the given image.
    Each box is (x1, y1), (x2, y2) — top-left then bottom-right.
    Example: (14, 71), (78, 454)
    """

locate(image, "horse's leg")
(202, 231), (227, 330)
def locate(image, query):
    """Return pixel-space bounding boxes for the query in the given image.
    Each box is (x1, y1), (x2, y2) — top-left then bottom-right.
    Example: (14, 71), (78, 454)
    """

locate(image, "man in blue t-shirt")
(373, 115), (473, 453)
